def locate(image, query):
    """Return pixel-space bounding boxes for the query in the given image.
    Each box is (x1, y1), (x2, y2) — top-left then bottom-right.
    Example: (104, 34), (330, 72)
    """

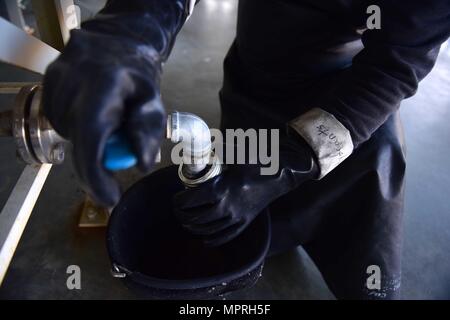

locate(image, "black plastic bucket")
(107, 166), (271, 299)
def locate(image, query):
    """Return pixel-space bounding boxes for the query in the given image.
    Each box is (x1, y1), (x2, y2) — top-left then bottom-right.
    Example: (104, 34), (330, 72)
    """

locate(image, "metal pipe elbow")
(167, 111), (212, 174)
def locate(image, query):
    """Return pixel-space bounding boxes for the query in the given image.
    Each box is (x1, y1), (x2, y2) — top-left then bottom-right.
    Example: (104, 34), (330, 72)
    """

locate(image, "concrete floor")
(0, 0), (449, 299)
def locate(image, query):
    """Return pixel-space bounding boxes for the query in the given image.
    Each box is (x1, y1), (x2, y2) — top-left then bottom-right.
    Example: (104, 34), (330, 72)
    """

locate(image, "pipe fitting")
(12, 85), (65, 165)
(167, 111), (222, 186)
(167, 111), (212, 175)
(4, 83), (222, 187)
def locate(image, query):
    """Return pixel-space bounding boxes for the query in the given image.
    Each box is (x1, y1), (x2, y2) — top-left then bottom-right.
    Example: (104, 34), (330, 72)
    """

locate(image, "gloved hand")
(173, 138), (319, 247)
(43, 1), (193, 206)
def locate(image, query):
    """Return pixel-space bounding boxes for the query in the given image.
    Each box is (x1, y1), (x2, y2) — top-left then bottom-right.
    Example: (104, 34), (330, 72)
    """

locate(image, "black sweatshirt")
(103, 0), (450, 148)
(231, 0), (450, 148)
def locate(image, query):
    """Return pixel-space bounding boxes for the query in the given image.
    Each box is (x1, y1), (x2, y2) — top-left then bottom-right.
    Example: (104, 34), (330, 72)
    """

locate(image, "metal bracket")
(78, 197), (110, 228)
(111, 263), (128, 279)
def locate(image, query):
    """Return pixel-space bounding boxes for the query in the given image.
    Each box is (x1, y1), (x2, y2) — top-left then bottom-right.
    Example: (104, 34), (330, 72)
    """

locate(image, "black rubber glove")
(173, 138), (319, 247)
(43, 1), (192, 206)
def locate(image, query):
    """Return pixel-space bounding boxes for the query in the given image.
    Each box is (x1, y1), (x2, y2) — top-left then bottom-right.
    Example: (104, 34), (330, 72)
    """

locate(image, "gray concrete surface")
(0, 0), (449, 299)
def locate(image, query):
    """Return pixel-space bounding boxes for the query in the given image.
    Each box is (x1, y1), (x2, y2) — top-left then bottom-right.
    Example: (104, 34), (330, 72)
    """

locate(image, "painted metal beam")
(31, 0), (77, 51)
(0, 17), (60, 74)
(0, 164), (52, 285)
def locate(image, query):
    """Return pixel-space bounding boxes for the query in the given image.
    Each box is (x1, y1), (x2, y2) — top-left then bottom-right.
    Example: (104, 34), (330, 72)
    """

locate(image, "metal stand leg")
(0, 164), (52, 285)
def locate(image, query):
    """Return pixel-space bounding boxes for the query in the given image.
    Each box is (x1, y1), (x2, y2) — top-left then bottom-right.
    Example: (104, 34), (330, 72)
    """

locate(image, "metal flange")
(178, 152), (223, 188)
(13, 85), (39, 164)
(12, 85), (66, 165)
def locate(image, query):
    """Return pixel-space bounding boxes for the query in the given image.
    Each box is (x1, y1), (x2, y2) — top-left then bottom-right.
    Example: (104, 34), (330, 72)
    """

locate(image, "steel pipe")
(0, 82), (40, 94)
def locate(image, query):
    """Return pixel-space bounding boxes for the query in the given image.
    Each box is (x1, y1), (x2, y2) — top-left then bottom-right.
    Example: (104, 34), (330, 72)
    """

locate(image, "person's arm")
(43, 0), (198, 206)
(173, 1), (450, 246)
(93, 0), (198, 57)
(289, 0), (450, 178)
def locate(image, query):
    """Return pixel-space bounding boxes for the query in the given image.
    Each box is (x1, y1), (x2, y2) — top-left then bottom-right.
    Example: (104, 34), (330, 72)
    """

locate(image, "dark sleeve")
(321, 0), (450, 148)
(83, 0), (198, 60)
(101, 0), (200, 19)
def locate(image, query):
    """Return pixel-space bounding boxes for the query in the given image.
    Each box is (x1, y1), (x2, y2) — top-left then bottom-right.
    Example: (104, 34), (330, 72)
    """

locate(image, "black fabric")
(220, 79), (406, 299)
(218, 2), (441, 297)
(233, 0), (450, 147)
(107, 166), (271, 299)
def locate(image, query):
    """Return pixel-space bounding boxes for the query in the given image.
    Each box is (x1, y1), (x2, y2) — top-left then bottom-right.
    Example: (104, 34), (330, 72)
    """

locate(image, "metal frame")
(0, 3), (69, 284)
(0, 17), (60, 74)
(0, 165), (52, 284)
(30, 0), (76, 50)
